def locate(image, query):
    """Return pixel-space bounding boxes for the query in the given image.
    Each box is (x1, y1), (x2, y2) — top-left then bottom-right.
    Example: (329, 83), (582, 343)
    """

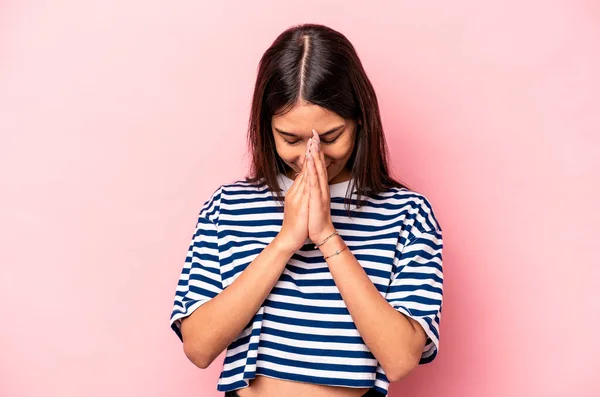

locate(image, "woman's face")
(271, 101), (357, 184)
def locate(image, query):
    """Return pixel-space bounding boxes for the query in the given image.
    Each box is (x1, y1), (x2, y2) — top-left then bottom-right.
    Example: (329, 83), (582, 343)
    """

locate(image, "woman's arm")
(318, 228), (442, 382)
(180, 236), (295, 369)
(320, 233), (426, 382)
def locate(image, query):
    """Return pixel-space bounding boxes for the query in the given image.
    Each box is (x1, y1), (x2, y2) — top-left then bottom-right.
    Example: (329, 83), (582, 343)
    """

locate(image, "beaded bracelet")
(313, 231), (339, 249)
(324, 246), (348, 260)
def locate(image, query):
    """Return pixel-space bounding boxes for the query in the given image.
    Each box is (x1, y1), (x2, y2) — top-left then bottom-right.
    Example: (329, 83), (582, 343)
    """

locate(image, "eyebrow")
(274, 124), (345, 138)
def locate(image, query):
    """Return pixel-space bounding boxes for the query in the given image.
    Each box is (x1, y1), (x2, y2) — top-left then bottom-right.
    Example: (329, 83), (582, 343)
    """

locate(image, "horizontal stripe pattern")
(170, 174), (443, 396)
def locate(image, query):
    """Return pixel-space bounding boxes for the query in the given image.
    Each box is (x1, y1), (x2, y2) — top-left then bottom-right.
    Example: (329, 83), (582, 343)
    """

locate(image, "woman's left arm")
(305, 133), (428, 382)
(321, 234), (427, 382)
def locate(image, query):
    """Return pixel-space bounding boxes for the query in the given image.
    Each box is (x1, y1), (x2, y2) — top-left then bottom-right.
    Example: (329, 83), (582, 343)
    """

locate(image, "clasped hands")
(303, 129), (337, 245)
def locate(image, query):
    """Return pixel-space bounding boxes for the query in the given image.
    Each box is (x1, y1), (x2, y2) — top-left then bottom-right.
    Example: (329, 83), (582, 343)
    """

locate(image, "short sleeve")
(169, 188), (224, 342)
(386, 226), (443, 364)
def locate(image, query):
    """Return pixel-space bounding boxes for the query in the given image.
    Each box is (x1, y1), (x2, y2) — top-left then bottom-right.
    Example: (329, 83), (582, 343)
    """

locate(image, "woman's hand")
(306, 129), (336, 244)
(277, 153), (310, 254)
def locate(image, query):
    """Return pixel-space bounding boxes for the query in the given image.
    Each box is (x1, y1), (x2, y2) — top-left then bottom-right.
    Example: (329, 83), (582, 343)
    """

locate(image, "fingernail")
(308, 136), (317, 152)
(312, 129), (320, 143)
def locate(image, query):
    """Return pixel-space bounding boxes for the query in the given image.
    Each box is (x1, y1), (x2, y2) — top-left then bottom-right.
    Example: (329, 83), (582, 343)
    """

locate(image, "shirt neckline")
(276, 172), (353, 198)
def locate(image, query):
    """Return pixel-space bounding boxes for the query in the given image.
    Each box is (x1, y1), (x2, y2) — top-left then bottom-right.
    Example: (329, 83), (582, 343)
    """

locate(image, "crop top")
(169, 172), (444, 396)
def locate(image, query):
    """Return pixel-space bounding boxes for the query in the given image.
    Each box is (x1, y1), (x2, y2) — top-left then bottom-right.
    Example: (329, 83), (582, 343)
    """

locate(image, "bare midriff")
(235, 375), (370, 397)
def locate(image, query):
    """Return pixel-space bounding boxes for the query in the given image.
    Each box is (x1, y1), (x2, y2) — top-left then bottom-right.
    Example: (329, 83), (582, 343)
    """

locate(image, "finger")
(294, 160), (306, 181)
(302, 161), (310, 209)
(287, 172), (302, 201)
(289, 151), (309, 191)
(310, 131), (327, 199)
(306, 141), (319, 191)
(289, 165), (306, 200)
(318, 137), (329, 199)
(292, 155), (310, 198)
(294, 158), (307, 180)
(306, 147), (321, 203)
(288, 169), (299, 193)
(313, 128), (325, 167)
(311, 128), (320, 144)
(294, 168), (306, 202)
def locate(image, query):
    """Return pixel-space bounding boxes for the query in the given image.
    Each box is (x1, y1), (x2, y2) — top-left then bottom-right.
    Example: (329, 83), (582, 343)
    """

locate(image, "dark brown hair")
(244, 23), (409, 215)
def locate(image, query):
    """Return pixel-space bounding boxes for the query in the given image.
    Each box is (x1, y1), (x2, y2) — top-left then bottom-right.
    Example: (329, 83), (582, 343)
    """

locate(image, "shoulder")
(199, 177), (268, 221)
(377, 186), (443, 234)
(220, 177), (268, 196)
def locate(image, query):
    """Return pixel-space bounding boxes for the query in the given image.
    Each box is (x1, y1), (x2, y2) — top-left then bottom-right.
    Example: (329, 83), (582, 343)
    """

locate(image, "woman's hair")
(244, 23), (409, 215)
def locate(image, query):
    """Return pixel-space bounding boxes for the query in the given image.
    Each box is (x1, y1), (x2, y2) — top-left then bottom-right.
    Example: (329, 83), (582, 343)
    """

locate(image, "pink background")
(1, 1), (598, 396)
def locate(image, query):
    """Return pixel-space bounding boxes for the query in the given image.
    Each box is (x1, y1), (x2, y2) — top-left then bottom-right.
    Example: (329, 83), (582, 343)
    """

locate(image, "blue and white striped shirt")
(170, 173), (443, 396)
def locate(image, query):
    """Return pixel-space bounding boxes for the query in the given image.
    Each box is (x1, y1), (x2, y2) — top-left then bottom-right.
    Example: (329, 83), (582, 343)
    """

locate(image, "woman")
(170, 23), (443, 397)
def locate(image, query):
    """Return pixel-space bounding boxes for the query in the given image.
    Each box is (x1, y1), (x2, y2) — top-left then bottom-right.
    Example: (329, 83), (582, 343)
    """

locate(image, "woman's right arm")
(179, 236), (296, 369)
(180, 154), (311, 369)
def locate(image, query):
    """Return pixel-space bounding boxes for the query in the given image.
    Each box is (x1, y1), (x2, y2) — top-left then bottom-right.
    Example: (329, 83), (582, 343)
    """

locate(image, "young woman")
(170, 23), (444, 397)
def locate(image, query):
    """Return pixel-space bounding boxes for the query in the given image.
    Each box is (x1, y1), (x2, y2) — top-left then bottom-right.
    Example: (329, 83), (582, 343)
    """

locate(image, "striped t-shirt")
(170, 173), (443, 396)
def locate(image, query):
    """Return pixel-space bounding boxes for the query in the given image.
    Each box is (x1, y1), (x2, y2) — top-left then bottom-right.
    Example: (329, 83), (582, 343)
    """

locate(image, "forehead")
(272, 103), (344, 135)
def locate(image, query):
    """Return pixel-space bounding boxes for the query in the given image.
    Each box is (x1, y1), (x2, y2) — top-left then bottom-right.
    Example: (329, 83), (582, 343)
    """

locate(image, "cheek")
(324, 140), (353, 160)
(275, 142), (303, 165)
(275, 144), (296, 161)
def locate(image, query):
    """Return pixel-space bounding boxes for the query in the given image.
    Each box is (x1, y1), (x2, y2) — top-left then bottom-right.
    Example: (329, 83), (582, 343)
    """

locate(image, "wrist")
(313, 225), (337, 245)
(271, 235), (298, 258)
(317, 233), (346, 257)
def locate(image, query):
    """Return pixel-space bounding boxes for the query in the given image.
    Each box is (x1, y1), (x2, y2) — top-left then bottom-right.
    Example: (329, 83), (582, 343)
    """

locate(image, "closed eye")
(285, 135), (341, 145)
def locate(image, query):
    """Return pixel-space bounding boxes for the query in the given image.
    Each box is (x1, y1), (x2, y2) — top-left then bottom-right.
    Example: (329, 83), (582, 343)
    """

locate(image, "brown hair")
(244, 23), (409, 216)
